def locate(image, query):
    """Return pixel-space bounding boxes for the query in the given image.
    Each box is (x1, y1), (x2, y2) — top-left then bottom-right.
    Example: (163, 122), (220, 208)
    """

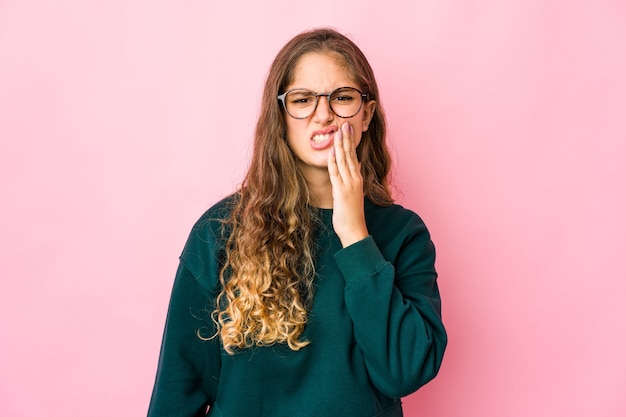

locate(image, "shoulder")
(178, 194), (238, 289)
(192, 193), (238, 234)
(364, 199), (434, 261)
(186, 193), (240, 245)
(364, 199), (430, 236)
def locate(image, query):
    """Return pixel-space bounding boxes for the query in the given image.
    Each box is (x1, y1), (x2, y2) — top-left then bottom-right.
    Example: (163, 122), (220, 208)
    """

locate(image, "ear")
(361, 100), (376, 132)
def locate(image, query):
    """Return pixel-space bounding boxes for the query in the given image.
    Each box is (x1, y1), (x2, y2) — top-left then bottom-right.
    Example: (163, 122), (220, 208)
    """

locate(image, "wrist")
(338, 229), (369, 248)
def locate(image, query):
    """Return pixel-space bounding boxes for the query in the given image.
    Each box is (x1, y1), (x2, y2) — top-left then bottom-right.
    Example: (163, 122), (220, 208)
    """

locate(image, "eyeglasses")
(277, 86), (370, 119)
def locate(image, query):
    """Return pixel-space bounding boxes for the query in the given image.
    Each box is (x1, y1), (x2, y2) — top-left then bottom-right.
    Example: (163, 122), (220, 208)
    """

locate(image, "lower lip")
(310, 133), (335, 150)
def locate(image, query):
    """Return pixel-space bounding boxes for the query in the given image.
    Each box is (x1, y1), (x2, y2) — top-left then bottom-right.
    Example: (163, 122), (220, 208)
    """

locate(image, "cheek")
(351, 120), (365, 143)
(351, 113), (368, 134)
(284, 123), (306, 151)
(285, 118), (306, 138)
(354, 134), (363, 149)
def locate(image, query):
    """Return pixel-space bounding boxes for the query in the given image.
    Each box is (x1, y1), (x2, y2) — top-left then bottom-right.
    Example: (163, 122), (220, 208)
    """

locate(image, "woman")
(148, 28), (447, 417)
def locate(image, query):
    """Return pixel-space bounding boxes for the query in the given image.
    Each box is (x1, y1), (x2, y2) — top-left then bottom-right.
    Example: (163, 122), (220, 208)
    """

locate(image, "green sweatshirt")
(148, 196), (446, 417)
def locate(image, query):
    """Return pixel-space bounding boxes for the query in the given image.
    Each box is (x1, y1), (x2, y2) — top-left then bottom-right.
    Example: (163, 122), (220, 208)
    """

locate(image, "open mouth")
(310, 126), (338, 149)
(312, 133), (332, 143)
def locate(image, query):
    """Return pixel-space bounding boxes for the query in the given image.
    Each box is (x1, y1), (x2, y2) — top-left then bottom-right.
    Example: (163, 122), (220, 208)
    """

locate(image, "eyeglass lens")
(284, 87), (364, 119)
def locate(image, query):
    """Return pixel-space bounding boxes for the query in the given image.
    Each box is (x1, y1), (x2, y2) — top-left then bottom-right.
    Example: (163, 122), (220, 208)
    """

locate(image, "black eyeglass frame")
(277, 86), (371, 119)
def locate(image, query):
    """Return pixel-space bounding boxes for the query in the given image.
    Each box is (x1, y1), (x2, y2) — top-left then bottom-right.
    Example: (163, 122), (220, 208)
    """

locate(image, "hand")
(328, 122), (369, 247)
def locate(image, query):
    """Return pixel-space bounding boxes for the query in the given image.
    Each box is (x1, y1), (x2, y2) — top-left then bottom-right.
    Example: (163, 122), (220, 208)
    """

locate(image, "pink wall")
(1, 1), (625, 416)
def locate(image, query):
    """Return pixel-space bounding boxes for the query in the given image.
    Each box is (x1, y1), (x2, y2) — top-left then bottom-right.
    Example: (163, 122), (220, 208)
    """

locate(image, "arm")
(334, 215), (447, 398)
(148, 216), (225, 417)
(147, 261), (221, 417)
(328, 121), (446, 397)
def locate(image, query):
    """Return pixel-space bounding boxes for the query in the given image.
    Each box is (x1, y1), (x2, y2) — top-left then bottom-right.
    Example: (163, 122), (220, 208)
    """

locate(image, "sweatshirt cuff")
(334, 236), (388, 285)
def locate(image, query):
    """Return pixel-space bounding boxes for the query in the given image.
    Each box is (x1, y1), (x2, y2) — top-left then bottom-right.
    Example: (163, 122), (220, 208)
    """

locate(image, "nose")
(312, 94), (333, 123)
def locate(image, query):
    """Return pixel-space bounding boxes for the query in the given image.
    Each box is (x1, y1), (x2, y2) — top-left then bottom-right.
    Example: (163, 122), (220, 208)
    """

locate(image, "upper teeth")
(312, 133), (331, 143)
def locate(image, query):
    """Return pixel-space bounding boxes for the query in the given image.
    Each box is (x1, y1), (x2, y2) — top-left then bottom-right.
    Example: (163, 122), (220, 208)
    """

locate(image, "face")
(283, 52), (376, 178)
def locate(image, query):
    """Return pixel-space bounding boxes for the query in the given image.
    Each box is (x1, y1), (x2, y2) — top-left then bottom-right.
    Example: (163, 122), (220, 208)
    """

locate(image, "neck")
(300, 166), (333, 209)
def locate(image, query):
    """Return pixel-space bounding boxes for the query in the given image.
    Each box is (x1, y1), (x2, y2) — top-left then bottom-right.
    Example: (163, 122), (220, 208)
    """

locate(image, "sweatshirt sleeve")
(334, 214), (447, 398)
(147, 218), (224, 417)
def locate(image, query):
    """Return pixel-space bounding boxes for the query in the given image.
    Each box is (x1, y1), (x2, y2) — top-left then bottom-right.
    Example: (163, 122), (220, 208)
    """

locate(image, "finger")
(342, 122), (353, 160)
(341, 122), (360, 177)
(333, 125), (349, 178)
(327, 144), (342, 186)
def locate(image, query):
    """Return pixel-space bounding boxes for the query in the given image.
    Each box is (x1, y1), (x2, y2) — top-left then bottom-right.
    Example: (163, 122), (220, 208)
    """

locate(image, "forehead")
(287, 52), (357, 90)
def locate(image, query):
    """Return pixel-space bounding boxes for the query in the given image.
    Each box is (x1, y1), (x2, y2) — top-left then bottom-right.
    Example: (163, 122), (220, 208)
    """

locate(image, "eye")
(333, 94), (355, 102)
(288, 91), (315, 106)
(331, 88), (360, 104)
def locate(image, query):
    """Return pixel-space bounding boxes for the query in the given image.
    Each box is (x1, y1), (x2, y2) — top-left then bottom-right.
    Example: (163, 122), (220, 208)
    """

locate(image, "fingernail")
(342, 122), (350, 133)
(336, 127), (342, 140)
